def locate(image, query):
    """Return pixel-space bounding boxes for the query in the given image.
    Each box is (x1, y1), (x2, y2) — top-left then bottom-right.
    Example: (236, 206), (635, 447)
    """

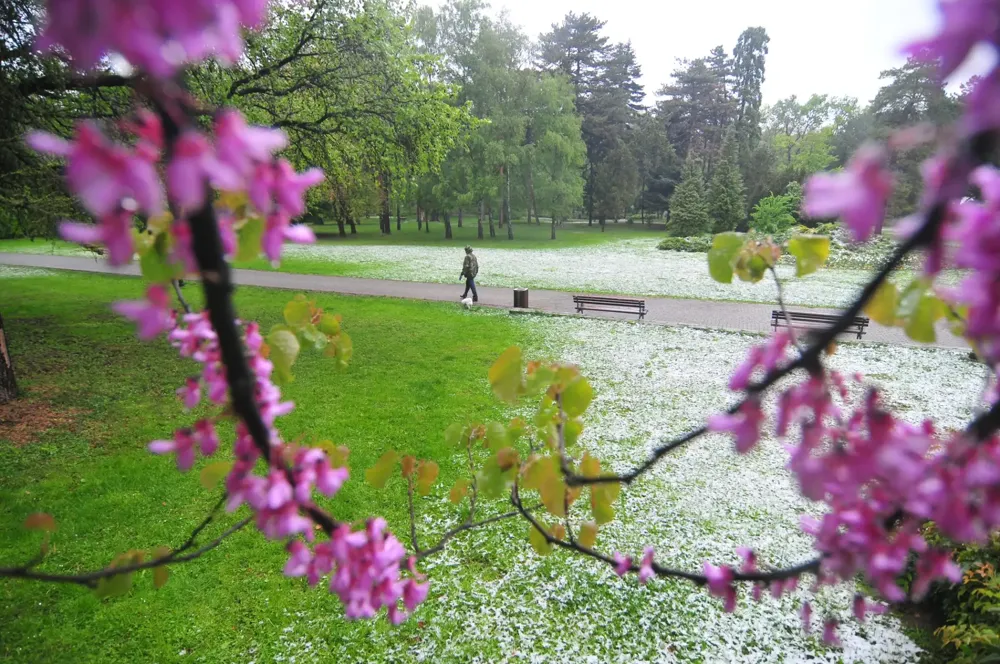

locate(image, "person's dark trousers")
(462, 278), (478, 301)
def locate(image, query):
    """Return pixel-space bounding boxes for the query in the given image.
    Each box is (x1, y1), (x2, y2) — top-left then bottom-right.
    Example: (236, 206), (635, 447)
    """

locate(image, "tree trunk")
(443, 212), (453, 239)
(425, 214), (430, 233)
(477, 200), (484, 239)
(505, 166), (513, 240)
(0, 311), (17, 404)
(348, 216), (357, 234)
(551, 213), (556, 240)
(488, 207), (496, 238)
(432, 211), (439, 222)
(396, 202), (401, 231)
(587, 162), (595, 226)
(599, 215), (606, 232)
(378, 171), (391, 235)
(526, 161), (541, 225)
(457, 207), (463, 228)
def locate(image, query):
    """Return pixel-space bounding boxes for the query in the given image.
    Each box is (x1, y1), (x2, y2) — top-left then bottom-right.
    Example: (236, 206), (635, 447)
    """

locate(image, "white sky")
(440, 0), (994, 105)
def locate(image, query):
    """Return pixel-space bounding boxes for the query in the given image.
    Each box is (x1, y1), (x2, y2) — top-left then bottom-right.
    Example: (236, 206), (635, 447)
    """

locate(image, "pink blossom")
(214, 110), (287, 179)
(707, 398), (764, 454)
(177, 377), (201, 409)
(59, 210), (134, 266)
(703, 563), (736, 612)
(112, 284), (175, 340)
(403, 579), (430, 611)
(29, 123), (162, 219)
(37, 0), (269, 76)
(167, 131), (216, 212)
(612, 552), (631, 577)
(801, 601), (812, 633)
(272, 159), (324, 217)
(284, 540), (312, 577)
(803, 145), (893, 242)
(904, 0), (1000, 78)
(192, 419), (218, 456)
(638, 547), (655, 584)
(148, 429), (196, 471)
(822, 619), (840, 646)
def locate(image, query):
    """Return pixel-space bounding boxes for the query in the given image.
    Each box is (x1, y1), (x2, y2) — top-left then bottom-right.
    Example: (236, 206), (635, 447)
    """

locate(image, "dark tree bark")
(378, 171), (391, 235)
(417, 206), (422, 230)
(505, 166), (514, 240)
(443, 212), (453, 239)
(0, 311), (18, 404)
(477, 200), (484, 239)
(348, 216), (357, 234)
(551, 213), (557, 240)
(488, 207), (495, 238)
(396, 202), (401, 231)
(457, 207), (463, 228)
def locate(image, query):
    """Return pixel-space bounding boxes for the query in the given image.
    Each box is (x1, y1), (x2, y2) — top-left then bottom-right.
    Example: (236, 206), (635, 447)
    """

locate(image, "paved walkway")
(1, 252), (967, 349)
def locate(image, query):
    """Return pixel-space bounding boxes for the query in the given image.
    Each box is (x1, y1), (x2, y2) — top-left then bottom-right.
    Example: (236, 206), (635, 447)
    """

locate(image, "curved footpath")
(1, 252), (966, 349)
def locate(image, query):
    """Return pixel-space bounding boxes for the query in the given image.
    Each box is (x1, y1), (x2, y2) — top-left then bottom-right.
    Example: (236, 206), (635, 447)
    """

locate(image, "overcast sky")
(436, 0), (993, 106)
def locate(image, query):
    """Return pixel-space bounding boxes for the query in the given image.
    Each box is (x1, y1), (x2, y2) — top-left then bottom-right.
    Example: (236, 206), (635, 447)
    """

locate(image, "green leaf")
(485, 421), (509, 451)
(318, 313), (341, 336)
(578, 521), (598, 549)
(528, 525), (552, 556)
(416, 461), (439, 496)
(561, 376), (593, 418)
(152, 565), (169, 590)
(488, 346), (523, 403)
(151, 545), (170, 590)
(787, 235), (830, 277)
(476, 455), (512, 499)
(401, 455), (416, 478)
(365, 450), (398, 489)
(563, 418), (583, 448)
(299, 324), (328, 351)
(24, 513), (57, 533)
(522, 456), (565, 517)
(267, 328), (300, 384)
(904, 294), (945, 343)
(199, 461), (232, 490)
(283, 296), (312, 328)
(591, 482), (621, 525)
(95, 572), (133, 599)
(707, 232), (744, 284)
(449, 478), (470, 504)
(444, 423), (468, 447)
(139, 232), (179, 282)
(236, 216), (264, 262)
(865, 281), (899, 326)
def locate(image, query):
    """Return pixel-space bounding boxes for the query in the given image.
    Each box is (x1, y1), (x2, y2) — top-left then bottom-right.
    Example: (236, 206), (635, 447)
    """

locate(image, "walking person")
(460, 245), (479, 303)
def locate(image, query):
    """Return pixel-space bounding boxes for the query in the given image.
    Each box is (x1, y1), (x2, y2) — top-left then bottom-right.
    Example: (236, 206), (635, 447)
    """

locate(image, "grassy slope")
(0, 273), (530, 663)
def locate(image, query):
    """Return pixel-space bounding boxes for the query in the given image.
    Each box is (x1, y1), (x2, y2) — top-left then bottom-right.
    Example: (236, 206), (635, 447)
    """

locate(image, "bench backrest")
(771, 310), (868, 327)
(574, 296), (645, 306)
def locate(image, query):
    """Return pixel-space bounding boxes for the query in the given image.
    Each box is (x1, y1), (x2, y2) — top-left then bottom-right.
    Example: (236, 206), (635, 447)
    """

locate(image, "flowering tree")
(2, 0), (1000, 649)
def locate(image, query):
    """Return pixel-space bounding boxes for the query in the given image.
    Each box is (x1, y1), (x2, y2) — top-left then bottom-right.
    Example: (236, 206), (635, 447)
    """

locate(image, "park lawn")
(308, 216), (665, 249)
(0, 272), (532, 664)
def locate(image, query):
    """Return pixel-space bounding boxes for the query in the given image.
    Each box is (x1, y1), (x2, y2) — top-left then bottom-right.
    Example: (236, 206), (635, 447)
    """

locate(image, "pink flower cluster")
(284, 520), (429, 624)
(802, 145), (894, 242)
(28, 109), (318, 270)
(37, 0), (268, 76)
(946, 166), (1000, 365)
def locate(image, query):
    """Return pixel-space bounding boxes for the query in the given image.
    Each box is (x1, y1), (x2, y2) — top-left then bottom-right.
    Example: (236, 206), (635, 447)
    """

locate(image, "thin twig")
(171, 279), (192, 314)
(770, 266), (803, 353)
(0, 516), (253, 587)
(406, 476), (420, 553)
(511, 483), (819, 585)
(416, 504), (541, 560)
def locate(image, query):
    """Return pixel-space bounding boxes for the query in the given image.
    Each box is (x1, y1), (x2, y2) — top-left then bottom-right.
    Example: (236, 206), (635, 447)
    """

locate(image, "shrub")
(657, 234), (714, 252)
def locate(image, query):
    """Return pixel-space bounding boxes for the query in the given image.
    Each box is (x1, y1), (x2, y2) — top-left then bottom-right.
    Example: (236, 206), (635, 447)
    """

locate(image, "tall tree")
(666, 157), (711, 236)
(731, 27), (770, 158)
(630, 113), (680, 221)
(708, 134), (746, 232)
(657, 58), (723, 163)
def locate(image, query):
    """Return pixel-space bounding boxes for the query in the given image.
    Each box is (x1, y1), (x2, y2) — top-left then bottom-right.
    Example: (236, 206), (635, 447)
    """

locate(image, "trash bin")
(513, 288), (529, 308)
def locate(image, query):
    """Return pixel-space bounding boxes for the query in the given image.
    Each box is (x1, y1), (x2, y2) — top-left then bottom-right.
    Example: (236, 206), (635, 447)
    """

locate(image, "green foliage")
(708, 137), (746, 232)
(666, 159), (711, 237)
(749, 193), (796, 235)
(199, 461), (232, 491)
(657, 234), (714, 252)
(365, 451), (399, 489)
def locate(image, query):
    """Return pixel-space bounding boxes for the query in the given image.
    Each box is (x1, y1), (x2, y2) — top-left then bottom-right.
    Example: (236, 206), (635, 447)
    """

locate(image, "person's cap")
(464, 245), (473, 252)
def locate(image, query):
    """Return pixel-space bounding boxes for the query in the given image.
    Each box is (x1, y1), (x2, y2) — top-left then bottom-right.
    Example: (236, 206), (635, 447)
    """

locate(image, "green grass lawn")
(0, 272), (532, 663)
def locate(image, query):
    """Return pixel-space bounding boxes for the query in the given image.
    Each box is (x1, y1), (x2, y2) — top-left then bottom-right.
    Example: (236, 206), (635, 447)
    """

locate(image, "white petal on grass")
(260, 313), (983, 663)
(284, 240), (961, 308)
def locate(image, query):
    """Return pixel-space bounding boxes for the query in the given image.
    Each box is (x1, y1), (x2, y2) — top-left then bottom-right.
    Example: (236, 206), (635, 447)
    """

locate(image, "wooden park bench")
(573, 295), (647, 320)
(771, 310), (869, 340)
